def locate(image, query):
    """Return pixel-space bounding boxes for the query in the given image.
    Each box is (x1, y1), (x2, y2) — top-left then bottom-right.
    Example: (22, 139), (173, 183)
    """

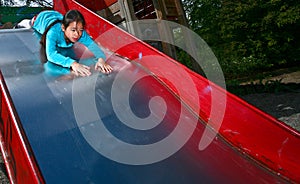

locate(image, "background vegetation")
(180, 0), (300, 80)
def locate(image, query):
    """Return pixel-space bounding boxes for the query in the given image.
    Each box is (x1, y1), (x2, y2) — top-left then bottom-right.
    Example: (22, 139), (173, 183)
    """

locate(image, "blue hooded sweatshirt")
(33, 10), (106, 68)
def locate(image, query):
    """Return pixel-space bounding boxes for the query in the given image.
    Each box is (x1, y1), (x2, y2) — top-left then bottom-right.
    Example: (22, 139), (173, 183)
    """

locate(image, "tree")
(182, 0), (300, 78)
(184, 0), (222, 46)
(19, 0), (52, 7)
(0, 0), (52, 7)
(0, 0), (15, 6)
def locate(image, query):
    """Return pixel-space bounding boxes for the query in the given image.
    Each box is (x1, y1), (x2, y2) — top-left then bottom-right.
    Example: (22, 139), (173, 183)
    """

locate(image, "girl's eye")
(72, 29), (83, 32)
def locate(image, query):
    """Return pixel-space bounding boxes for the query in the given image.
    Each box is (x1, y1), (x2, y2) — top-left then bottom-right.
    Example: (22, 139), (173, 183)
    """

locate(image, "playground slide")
(0, 0), (299, 183)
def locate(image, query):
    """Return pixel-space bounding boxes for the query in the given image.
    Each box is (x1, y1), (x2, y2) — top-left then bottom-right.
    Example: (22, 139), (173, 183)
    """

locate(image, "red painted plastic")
(54, 0), (300, 182)
(0, 72), (44, 184)
(75, 0), (117, 11)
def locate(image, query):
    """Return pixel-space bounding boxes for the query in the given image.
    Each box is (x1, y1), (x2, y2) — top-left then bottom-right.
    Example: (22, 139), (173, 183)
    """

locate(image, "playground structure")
(76, 0), (189, 59)
(0, 0), (300, 183)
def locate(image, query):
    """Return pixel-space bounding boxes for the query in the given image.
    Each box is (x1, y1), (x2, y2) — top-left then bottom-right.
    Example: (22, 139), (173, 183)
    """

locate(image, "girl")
(32, 10), (112, 76)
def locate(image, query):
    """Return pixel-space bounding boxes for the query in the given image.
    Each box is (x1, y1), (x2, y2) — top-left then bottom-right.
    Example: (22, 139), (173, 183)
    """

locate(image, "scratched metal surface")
(0, 29), (286, 183)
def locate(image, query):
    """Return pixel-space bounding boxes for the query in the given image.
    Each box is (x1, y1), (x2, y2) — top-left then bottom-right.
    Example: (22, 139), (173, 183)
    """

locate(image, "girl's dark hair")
(40, 10), (86, 63)
(62, 9), (86, 29)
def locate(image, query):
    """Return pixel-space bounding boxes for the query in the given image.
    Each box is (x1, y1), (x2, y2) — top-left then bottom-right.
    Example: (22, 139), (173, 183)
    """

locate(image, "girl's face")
(62, 21), (84, 43)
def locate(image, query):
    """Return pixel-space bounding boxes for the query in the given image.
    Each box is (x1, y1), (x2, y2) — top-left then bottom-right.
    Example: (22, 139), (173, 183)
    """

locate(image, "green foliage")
(182, 0), (300, 79)
(176, 48), (193, 69)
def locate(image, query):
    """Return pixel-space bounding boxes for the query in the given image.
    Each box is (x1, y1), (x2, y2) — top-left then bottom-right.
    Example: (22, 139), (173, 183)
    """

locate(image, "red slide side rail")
(54, 0), (300, 182)
(0, 72), (44, 184)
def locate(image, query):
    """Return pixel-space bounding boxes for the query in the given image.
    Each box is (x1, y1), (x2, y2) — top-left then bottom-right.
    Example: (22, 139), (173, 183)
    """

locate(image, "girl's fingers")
(79, 67), (91, 76)
(96, 63), (113, 74)
(83, 65), (90, 70)
(72, 61), (113, 76)
(104, 65), (113, 73)
(72, 63), (91, 77)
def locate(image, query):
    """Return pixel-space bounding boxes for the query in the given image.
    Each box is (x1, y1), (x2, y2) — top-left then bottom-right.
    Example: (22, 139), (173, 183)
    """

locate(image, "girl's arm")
(79, 31), (113, 74)
(46, 30), (91, 76)
(45, 31), (75, 68)
(79, 31), (106, 60)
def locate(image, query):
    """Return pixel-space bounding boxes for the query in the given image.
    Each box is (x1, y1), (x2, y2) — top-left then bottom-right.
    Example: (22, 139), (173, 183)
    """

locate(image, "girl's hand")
(71, 62), (91, 76)
(95, 58), (113, 74)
